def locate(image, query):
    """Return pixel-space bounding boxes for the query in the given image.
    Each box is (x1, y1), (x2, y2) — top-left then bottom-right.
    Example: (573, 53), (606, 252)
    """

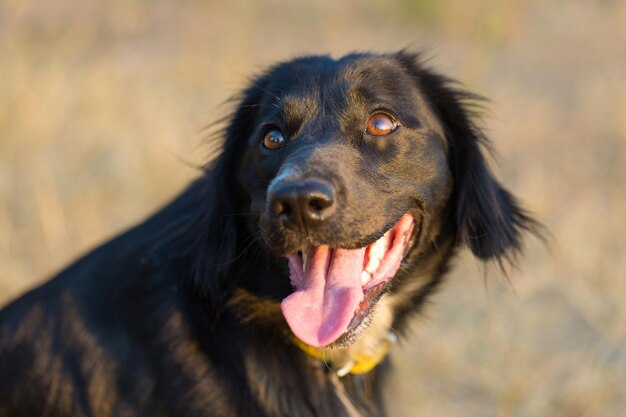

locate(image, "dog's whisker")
(214, 241), (260, 267)
(252, 84), (282, 103)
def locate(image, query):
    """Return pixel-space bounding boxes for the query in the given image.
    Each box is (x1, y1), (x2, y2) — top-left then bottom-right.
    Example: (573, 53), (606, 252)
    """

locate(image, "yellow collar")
(293, 331), (397, 376)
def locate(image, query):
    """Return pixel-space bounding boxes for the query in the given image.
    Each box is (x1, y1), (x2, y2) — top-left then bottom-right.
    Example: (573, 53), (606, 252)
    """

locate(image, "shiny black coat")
(0, 52), (538, 417)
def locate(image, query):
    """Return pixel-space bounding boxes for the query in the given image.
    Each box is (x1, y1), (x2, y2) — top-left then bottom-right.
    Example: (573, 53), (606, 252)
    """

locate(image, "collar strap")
(293, 331), (397, 376)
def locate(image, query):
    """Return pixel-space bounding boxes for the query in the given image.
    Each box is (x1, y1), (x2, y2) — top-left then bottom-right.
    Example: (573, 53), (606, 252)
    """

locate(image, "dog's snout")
(270, 180), (336, 229)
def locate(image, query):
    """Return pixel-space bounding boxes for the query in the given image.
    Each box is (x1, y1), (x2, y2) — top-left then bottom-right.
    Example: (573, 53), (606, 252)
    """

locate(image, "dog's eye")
(366, 113), (397, 136)
(263, 128), (285, 150)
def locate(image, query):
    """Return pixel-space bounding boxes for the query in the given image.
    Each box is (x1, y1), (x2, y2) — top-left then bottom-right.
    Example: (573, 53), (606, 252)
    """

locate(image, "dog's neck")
(221, 289), (387, 416)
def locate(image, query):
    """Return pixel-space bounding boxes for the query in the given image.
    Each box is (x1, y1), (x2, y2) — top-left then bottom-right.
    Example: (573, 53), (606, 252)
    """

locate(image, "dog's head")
(200, 52), (535, 351)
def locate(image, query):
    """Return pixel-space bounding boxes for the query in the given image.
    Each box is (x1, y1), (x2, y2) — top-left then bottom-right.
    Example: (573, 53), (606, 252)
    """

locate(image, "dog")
(0, 51), (539, 417)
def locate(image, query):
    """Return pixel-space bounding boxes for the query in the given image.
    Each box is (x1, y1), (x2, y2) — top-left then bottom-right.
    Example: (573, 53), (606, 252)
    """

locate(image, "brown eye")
(366, 113), (397, 136)
(263, 128), (285, 150)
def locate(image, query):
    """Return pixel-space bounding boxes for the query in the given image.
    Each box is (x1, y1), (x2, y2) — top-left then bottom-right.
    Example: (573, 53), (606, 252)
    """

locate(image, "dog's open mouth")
(281, 212), (417, 347)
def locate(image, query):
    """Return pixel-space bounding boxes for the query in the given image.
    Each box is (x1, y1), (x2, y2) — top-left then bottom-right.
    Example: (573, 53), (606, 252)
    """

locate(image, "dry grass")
(1, 0), (625, 415)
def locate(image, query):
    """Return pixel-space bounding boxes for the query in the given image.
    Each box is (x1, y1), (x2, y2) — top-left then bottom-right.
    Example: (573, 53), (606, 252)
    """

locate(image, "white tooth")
(372, 245), (386, 259)
(302, 252), (308, 273)
(364, 235), (387, 275)
(365, 256), (381, 275)
(370, 236), (387, 260)
(361, 271), (372, 286)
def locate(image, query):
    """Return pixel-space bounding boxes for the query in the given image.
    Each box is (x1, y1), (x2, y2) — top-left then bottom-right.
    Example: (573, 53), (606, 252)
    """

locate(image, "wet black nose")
(269, 180), (336, 229)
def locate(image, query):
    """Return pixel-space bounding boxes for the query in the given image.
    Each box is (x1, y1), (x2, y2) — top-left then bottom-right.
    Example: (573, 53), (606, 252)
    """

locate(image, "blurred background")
(1, 0), (625, 415)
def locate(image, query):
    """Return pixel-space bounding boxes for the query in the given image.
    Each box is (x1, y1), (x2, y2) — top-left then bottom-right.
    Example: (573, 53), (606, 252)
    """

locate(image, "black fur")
(0, 51), (539, 417)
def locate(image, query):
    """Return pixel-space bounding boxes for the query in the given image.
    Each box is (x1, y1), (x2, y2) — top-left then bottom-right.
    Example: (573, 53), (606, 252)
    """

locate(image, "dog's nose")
(270, 180), (336, 229)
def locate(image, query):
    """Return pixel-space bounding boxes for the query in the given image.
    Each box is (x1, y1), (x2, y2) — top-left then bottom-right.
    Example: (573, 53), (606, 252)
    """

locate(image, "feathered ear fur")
(158, 75), (271, 305)
(395, 51), (540, 265)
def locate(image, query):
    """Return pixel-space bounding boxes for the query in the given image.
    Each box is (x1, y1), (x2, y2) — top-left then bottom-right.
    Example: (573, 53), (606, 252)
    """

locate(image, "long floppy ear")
(395, 52), (540, 265)
(448, 121), (534, 262)
(157, 74), (271, 305)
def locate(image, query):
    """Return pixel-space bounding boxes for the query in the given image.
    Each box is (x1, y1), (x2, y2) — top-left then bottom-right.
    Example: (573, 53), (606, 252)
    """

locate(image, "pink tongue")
(281, 245), (366, 347)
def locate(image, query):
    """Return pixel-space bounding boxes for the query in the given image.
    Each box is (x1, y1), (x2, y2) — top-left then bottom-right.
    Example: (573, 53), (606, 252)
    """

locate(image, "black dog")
(0, 51), (539, 417)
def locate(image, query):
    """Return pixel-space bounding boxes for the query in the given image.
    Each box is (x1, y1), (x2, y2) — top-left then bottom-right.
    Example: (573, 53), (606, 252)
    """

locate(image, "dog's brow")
(282, 95), (317, 119)
(345, 86), (376, 109)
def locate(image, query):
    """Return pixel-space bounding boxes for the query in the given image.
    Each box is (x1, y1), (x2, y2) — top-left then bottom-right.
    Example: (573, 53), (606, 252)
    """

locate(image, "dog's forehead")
(260, 55), (443, 137)
(265, 55), (415, 104)
(336, 55), (414, 91)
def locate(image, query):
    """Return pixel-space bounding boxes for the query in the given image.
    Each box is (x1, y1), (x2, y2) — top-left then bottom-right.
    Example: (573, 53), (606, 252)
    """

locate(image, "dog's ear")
(396, 51), (539, 265)
(169, 75), (272, 304)
(448, 125), (533, 263)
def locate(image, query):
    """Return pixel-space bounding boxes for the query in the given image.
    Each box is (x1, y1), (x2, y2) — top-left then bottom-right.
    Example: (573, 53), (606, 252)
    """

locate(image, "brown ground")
(1, 1), (625, 415)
